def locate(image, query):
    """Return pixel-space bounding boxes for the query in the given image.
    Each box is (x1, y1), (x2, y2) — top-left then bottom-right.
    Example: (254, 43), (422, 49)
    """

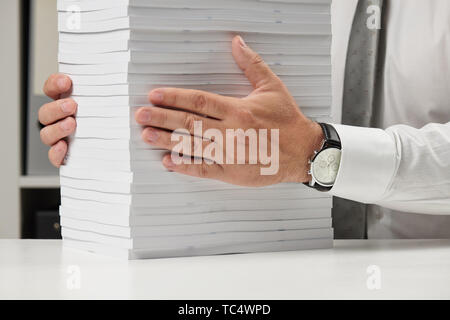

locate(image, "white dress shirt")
(330, 0), (450, 238)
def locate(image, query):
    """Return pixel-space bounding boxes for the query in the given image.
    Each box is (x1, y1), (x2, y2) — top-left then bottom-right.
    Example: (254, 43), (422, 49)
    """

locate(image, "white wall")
(0, 0), (21, 238)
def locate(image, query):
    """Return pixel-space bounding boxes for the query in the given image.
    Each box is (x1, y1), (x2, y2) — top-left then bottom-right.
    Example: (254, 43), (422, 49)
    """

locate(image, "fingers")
(38, 98), (77, 125)
(142, 127), (217, 157)
(135, 106), (222, 135)
(148, 88), (237, 119)
(41, 73), (73, 168)
(40, 117), (76, 146)
(43, 74), (72, 100)
(48, 140), (68, 168)
(162, 154), (224, 180)
(231, 36), (280, 90)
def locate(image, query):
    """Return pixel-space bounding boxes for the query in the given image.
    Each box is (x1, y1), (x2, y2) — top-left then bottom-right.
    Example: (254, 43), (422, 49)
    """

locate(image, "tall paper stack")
(57, 0), (335, 259)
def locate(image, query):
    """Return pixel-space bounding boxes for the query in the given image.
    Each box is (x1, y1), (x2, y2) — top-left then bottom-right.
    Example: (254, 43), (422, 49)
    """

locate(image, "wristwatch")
(304, 123), (342, 192)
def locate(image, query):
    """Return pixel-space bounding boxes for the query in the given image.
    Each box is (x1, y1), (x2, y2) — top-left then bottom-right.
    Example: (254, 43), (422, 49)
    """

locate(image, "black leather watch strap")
(319, 123), (341, 150)
(310, 183), (335, 192)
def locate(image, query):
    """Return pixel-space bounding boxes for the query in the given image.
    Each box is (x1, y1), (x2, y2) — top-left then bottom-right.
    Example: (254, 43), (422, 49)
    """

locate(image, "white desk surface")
(1, 239), (449, 300)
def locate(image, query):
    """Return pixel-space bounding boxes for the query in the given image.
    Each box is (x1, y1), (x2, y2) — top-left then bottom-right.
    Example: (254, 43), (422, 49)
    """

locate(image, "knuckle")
(192, 92), (208, 113)
(183, 113), (196, 132)
(62, 98), (77, 113)
(156, 109), (168, 126)
(250, 53), (264, 66)
(169, 91), (178, 107)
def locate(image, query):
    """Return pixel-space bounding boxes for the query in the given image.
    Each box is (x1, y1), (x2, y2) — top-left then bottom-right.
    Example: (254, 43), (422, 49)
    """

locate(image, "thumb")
(231, 35), (280, 90)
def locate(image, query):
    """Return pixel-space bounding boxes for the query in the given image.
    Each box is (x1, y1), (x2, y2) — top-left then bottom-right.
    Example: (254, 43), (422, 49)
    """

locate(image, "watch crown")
(307, 170), (311, 175)
(314, 150), (318, 155)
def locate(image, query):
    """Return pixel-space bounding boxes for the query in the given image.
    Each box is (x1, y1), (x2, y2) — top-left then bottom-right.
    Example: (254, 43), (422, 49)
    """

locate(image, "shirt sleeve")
(330, 122), (450, 215)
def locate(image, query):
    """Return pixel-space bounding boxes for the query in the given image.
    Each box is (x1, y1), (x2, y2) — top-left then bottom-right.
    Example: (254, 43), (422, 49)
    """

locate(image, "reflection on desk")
(0, 239), (449, 299)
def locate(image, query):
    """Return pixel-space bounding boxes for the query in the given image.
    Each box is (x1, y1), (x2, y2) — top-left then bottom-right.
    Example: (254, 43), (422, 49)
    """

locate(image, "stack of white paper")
(57, 0), (334, 259)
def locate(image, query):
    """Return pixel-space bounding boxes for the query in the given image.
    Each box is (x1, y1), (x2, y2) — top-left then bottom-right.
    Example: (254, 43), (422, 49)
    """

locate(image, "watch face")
(311, 148), (341, 186)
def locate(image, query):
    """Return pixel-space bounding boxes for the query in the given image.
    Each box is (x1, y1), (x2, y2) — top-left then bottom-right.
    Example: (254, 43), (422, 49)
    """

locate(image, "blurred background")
(1, 0), (61, 240)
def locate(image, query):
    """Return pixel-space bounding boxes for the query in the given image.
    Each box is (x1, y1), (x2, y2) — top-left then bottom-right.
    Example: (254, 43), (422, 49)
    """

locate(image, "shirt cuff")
(329, 124), (398, 203)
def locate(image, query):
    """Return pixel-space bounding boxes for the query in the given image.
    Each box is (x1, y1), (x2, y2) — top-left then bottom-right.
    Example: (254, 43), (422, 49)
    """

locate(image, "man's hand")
(136, 36), (324, 187)
(39, 74), (77, 167)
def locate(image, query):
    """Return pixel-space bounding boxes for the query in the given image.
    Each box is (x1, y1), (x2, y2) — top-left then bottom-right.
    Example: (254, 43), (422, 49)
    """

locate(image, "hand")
(39, 74), (77, 167)
(136, 36), (324, 187)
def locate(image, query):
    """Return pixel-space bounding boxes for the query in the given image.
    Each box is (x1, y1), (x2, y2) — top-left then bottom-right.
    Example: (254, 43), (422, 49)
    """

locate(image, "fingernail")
(145, 129), (159, 143)
(57, 77), (69, 90)
(61, 100), (74, 114)
(138, 110), (151, 123)
(150, 90), (164, 104)
(60, 118), (73, 131)
(237, 36), (247, 48)
(164, 156), (175, 169)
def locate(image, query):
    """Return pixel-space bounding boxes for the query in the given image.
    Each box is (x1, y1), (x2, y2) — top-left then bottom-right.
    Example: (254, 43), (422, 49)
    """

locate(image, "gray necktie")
(333, 0), (386, 239)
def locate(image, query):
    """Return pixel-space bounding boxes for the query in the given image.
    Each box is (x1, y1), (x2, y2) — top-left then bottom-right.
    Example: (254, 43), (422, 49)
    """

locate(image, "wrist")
(309, 121), (326, 157)
(296, 121), (325, 183)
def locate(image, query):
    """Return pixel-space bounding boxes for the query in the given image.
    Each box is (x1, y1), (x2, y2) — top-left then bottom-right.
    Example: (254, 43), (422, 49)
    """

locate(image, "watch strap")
(309, 183), (334, 192)
(319, 123), (341, 149)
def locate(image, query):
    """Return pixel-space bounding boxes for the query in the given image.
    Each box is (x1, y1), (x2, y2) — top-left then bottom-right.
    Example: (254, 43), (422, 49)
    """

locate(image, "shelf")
(19, 176), (60, 188)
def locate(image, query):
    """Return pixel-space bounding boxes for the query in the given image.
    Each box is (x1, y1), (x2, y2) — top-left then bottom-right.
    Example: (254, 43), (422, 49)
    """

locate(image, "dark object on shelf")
(35, 211), (61, 239)
(21, 188), (61, 238)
